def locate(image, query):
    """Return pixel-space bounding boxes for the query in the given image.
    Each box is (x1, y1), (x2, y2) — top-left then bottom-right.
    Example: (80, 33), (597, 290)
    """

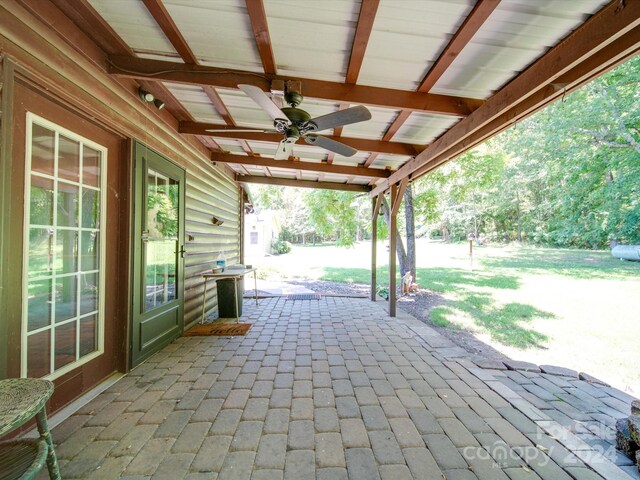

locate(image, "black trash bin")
(217, 278), (243, 318)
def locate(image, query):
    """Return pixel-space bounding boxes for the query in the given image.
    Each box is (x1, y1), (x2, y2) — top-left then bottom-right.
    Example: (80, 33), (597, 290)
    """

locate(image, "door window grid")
(22, 113), (107, 379)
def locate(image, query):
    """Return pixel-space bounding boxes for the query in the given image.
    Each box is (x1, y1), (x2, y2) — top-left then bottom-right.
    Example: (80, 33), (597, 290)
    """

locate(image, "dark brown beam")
(245, 0), (277, 75)
(363, 152), (379, 168)
(346, 0), (380, 84)
(142, 0), (198, 64)
(372, 0), (640, 197)
(179, 121), (422, 155)
(107, 56), (484, 116)
(418, 0), (500, 92)
(236, 175), (371, 192)
(382, 110), (411, 142)
(203, 86), (237, 126)
(212, 152), (390, 178)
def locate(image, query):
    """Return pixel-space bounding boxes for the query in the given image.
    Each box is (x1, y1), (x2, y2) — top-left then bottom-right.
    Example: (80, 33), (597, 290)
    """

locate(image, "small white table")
(201, 267), (258, 323)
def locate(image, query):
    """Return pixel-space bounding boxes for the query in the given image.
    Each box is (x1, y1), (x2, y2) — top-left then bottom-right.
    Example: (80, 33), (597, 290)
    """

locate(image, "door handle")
(179, 245), (186, 258)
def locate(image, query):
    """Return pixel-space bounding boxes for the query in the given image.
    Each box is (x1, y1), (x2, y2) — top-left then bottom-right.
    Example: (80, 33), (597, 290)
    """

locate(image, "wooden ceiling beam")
(107, 55), (483, 116)
(371, 0), (640, 197)
(236, 175), (372, 192)
(346, 0), (380, 84)
(142, 0), (197, 64)
(245, 0), (277, 75)
(212, 152), (390, 178)
(382, 110), (411, 142)
(203, 86), (237, 126)
(179, 121), (423, 155)
(363, 152), (379, 168)
(418, 0), (500, 92)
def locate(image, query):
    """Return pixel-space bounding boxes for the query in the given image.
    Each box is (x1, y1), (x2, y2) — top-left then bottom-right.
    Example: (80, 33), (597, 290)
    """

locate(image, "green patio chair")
(0, 379), (61, 479)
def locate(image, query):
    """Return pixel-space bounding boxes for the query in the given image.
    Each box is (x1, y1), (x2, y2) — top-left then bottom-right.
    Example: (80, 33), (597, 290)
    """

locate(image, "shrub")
(272, 240), (292, 254)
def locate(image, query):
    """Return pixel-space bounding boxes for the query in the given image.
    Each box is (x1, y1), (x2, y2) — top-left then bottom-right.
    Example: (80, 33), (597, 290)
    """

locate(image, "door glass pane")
(79, 315), (97, 357)
(29, 228), (54, 277)
(31, 124), (55, 176)
(55, 230), (78, 274)
(144, 169), (179, 311)
(27, 330), (51, 377)
(83, 146), (101, 187)
(54, 321), (76, 370)
(82, 188), (100, 228)
(80, 272), (99, 315)
(30, 176), (54, 225)
(57, 182), (79, 227)
(80, 231), (99, 271)
(58, 135), (80, 182)
(28, 278), (52, 331)
(55, 275), (78, 322)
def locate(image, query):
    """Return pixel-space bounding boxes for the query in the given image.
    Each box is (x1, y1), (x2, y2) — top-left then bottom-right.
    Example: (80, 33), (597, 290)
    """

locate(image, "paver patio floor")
(47, 296), (638, 479)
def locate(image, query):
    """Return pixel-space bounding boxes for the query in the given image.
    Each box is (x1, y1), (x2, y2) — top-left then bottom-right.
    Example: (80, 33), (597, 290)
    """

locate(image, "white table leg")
(234, 277), (240, 323)
(200, 277), (209, 324)
(254, 270), (258, 305)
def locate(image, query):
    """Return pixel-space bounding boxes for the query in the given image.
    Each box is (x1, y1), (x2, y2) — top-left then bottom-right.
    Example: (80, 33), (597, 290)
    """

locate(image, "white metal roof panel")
(358, 0), (474, 90)
(392, 112), (460, 144)
(431, 0), (609, 98)
(164, 83), (224, 123)
(264, 0), (360, 82)
(88, 0), (177, 59)
(164, 0), (264, 72)
(370, 154), (411, 170)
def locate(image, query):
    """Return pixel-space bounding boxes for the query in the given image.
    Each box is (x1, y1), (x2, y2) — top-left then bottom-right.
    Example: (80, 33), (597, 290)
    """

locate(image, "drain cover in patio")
(285, 293), (322, 300)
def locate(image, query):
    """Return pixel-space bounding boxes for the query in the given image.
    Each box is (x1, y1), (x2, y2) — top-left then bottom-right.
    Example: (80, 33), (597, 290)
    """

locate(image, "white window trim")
(21, 112), (108, 380)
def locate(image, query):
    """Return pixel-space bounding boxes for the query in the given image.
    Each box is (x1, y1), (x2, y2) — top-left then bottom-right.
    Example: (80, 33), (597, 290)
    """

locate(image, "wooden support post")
(371, 194), (382, 301)
(389, 184), (397, 317)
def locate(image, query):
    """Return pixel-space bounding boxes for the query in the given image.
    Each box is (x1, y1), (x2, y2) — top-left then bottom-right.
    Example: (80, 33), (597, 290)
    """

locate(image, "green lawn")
(253, 240), (640, 393)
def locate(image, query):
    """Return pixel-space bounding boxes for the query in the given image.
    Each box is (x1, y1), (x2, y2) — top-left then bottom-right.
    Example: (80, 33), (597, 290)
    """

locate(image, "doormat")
(184, 322), (252, 336)
(285, 293), (322, 300)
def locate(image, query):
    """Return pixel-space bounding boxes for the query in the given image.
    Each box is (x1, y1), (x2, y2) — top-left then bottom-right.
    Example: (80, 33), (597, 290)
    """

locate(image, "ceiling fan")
(206, 84), (372, 160)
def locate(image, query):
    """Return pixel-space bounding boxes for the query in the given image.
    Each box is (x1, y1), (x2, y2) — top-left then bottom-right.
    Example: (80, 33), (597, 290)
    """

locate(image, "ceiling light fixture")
(138, 87), (154, 103)
(138, 87), (165, 110)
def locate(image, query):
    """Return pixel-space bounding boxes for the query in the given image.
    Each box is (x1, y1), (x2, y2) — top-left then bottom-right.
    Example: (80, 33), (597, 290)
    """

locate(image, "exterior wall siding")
(184, 169), (240, 327)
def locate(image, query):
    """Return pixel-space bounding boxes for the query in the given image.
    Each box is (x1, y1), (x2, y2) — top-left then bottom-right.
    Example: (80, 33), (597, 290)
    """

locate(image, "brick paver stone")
(345, 448), (381, 480)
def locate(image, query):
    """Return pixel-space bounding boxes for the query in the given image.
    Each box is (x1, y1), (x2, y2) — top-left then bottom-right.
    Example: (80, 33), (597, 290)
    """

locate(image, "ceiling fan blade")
(238, 84), (290, 124)
(308, 105), (372, 132)
(205, 128), (278, 133)
(305, 135), (358, 157)
(274, 140), (294, 160)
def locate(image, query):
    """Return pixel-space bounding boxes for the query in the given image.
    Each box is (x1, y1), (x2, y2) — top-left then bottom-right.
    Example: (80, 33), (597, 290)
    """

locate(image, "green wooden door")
(131, 143), (185, 366)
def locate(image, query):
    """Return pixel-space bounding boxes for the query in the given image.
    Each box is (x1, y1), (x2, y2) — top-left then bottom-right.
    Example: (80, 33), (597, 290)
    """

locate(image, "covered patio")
(1, 1), (640, 479)
(49, 296), (636, 479)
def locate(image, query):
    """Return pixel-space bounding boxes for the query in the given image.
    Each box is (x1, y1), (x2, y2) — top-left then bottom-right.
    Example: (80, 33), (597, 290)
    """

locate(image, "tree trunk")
(403, 185), (416, 280)
(381, 196), (407, 276)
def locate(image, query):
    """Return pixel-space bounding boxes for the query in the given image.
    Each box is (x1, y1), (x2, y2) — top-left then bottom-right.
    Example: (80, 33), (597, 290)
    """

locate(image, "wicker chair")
(0, 379), (61, 479)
